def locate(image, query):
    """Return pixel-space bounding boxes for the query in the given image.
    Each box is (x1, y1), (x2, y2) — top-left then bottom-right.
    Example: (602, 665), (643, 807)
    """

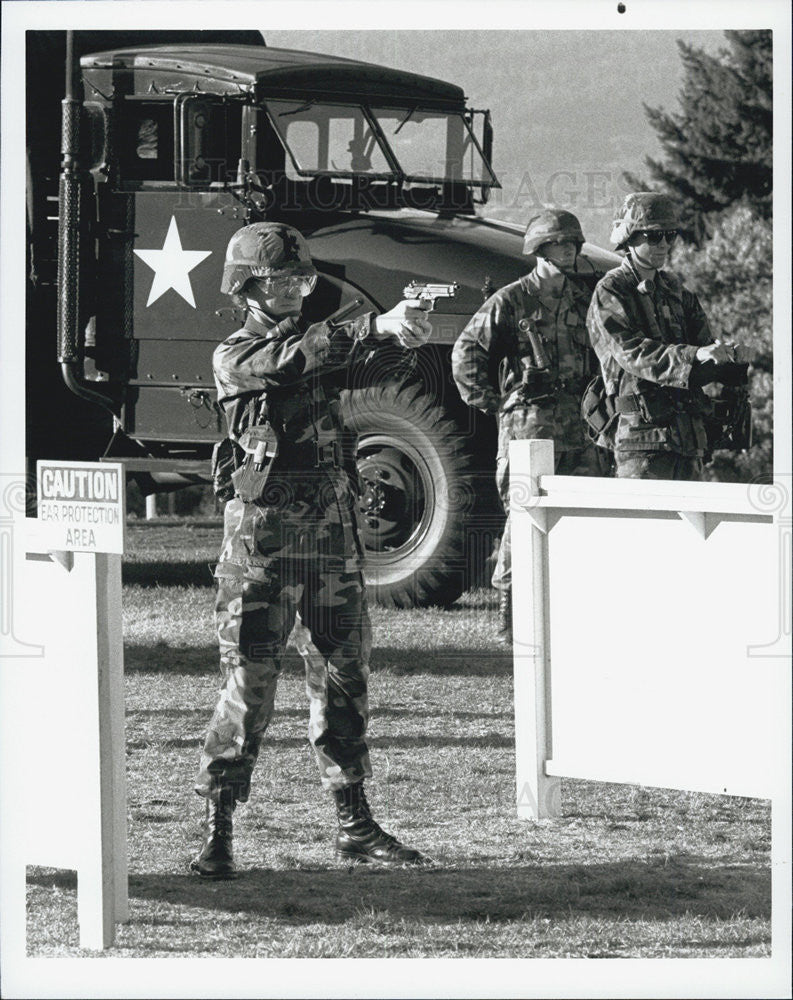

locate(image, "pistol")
(403, 280), (459, 311)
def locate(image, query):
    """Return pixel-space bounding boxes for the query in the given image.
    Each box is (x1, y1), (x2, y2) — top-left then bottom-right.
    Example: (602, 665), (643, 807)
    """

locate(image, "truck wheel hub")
(356, 447), (424, 550)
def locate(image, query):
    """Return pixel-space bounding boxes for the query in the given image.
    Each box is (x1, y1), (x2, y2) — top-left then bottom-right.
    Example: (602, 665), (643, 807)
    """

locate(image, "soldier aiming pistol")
(193, 221), (434, 879)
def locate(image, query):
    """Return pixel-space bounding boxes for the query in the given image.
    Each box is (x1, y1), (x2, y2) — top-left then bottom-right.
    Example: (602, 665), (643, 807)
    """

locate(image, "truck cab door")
(126, 192), (244, 443)
(97, 93), (246, 444)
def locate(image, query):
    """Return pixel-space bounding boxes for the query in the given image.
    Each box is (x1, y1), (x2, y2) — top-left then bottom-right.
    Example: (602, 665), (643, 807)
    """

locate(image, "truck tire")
(341, 382), (476, 609)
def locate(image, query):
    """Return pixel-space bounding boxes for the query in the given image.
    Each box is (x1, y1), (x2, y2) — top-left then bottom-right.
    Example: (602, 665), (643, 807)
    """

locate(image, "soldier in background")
(452, 209), (605, 645)
(586, 192), (750, 481)
(192, 222), (433, 878)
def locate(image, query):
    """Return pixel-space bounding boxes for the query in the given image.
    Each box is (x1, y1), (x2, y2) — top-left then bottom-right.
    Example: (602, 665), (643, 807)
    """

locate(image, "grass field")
(25, 521), (772, 959)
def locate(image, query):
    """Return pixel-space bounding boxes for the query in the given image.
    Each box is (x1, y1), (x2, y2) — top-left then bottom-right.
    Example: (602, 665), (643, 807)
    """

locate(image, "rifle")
(704, 350), (753, 453)
(627, 261), (753, 454)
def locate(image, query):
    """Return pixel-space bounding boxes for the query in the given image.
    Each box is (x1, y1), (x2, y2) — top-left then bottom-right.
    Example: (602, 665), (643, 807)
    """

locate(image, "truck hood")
(305, 210), (620, 314)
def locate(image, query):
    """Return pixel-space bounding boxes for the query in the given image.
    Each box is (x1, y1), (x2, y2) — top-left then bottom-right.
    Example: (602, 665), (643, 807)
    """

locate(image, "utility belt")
(226, 433), (345, 506)
(614, 389), (709, 421)
(503, 372), (589, 410)
(275, 439), (345, 471)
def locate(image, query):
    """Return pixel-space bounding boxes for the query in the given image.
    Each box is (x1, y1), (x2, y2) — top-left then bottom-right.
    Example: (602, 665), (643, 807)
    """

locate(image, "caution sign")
(37, 461), (125, 554)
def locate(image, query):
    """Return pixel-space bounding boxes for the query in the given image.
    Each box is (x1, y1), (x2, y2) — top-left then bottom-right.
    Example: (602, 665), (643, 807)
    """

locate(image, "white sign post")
(10, 462), (128, 949)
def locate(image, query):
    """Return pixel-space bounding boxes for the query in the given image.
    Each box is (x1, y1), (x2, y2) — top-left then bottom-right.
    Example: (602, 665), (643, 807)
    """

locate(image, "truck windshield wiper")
(393, 108), (416, 134)
(277, 100), (316, 117)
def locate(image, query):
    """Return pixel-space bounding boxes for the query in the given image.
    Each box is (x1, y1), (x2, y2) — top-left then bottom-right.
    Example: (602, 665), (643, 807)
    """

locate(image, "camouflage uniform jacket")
(586, 258), (713, 455)
(451, 261), (600, 450)
(213, 309), (380, 554)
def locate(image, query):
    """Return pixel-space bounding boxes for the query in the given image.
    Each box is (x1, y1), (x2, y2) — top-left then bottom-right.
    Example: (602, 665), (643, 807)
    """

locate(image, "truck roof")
(81, 44), (465, 107)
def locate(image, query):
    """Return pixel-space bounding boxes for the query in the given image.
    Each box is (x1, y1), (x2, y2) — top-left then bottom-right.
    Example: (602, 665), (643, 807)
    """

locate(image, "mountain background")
(266, 29), (725, 247)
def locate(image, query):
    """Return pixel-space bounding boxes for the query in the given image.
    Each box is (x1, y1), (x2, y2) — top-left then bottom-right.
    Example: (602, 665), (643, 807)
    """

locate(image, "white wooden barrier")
(2, 521), (129, 949)
(510, 439), (786, 819)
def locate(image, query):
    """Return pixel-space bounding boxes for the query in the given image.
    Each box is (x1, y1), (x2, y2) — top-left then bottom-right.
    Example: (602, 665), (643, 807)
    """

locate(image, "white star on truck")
(133, 216), (212, 308)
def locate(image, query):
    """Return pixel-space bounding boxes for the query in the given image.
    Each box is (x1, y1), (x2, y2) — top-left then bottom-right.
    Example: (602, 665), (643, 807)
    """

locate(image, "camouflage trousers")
(492, 442), (604, 592)
(615, 451), (704, 482)
(195, 480), (373, 802)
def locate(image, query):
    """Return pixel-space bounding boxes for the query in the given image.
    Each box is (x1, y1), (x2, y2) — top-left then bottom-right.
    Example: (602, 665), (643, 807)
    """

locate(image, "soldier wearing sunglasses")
(587, 192), (749, 481)
(192, 222), (433, 878)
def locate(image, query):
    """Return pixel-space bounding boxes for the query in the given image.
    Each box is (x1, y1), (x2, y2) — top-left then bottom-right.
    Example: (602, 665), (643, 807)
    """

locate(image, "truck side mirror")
(174, 94), (238, 188)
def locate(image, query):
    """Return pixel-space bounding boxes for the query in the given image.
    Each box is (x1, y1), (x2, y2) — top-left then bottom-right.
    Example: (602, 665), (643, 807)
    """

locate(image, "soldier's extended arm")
(214, 311), (381, 397)
(681, 288), (755, 387)
(215, 299), (432, 398)
(373, 299), (432, 348)
(682, 287), (713, 348)
(588, 283), (699, 390)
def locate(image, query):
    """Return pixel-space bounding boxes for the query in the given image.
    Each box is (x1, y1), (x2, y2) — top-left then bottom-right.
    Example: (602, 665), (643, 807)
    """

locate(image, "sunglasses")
(251, 273), (318, 296)
(540, 239), (582, 249)
(636, 229), (678, 245)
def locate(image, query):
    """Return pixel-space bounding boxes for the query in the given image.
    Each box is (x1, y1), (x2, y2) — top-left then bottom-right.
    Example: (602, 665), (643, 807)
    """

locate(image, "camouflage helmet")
(610, 192), (679, 248)
(523, 209), (585, 256)
(220, 222), (316, 295)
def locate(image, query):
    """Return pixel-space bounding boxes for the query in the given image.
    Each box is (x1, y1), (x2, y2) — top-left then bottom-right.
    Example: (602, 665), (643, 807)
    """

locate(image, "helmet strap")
(627, 244), (658, 278)
(535, 256), (563, 278)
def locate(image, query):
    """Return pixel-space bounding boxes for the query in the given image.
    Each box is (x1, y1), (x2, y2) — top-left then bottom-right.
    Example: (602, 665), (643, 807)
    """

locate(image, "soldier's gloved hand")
(374, 300), (432, 349)
(696, 340), (734, 365)
(732, 343), (756, 364)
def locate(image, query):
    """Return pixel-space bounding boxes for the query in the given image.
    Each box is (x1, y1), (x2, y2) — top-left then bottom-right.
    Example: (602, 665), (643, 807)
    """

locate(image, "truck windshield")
(264, 99), (496, 187)
(265, 99), (397, 178)
(371, 107), (496, 186)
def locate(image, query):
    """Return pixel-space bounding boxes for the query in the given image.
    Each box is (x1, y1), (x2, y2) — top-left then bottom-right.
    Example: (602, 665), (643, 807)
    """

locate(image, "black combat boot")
(496, 586), (512, 645)
(190, 781), (237, 879)
(334, 783), (431, 867)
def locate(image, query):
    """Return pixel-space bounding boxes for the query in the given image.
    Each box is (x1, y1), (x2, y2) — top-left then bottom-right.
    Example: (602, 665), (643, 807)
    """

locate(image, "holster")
(211, 438), (245, 503)
(634, 389), (676, 423)
(499, 370), (555, 412)
(520, 368), (554, 399)
(231, 456), (274, 504)
(230, 423), (280, 504)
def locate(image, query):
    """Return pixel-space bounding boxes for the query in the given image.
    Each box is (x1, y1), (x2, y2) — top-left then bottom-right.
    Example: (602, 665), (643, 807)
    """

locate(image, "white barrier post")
(13, 461), (130, 950)
(510, 439), (561, 819)
(508, 449), (781, 808)
(81, 549), (129, 947)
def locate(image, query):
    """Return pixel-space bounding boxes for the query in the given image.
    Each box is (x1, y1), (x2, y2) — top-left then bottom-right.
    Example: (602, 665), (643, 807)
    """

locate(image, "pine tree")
(627, 30), (772, 239)
(671, 207), (772, 483)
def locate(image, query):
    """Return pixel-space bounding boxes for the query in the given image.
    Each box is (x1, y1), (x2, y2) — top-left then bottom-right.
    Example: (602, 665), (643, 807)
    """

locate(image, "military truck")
(27, 30), (618, 607)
